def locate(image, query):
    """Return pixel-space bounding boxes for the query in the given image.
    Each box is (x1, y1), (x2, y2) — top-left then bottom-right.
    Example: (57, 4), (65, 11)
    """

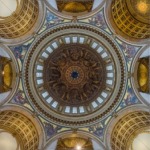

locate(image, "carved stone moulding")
(0, 0), (44, 43)
(45, 131), (105, 149)
(23, 23), (127, 126)
(0, 46), (19, 106)
(56, 0), (94, 13)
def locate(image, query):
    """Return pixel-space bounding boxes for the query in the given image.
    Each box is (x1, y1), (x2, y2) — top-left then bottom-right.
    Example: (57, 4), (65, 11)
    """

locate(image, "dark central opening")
(71, 71), (79, 79)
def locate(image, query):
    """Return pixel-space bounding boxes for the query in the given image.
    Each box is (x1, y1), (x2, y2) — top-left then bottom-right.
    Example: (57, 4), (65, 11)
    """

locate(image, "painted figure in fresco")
(13, 90), (27, 105)
(89, 123), (104, 137)
(46, 12), (63, 29)
(124, 88), (138, 105)
(44, 122), (62, 139)
(89, 12), (106, 29)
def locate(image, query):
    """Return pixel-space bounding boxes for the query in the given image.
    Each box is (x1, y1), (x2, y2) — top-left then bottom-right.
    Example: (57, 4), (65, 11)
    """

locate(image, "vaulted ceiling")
(0, 0), (149, 150)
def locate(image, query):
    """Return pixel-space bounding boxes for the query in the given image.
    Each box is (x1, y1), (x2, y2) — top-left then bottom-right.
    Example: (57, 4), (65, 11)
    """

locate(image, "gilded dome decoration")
(23, 24), (126, 126)
(111, 0), (150, 39)
(46, 0), (105, 19)
(0, 111), (39, 150)
(131, 47), (150, 105)
(46, 131), (104, 149)
(0, 0), (39, 39)
(43, 44), (106, 106)
(137, 57), (149, 93)
(111, 111), (150, 150)
(0, 56), (12, 93)
(56, 0), (94, 13)
(56, 136), (93, 150)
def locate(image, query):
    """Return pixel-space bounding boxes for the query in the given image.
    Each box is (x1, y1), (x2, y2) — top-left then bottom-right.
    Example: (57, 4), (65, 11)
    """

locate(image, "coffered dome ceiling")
(46, 0), (105, 19)
(0, 0), (39, 39)
(0, 110), (39, 150)
(0, 56), (13, 93)
(110, 0), (150, 39)
(111, 111), (150, 150)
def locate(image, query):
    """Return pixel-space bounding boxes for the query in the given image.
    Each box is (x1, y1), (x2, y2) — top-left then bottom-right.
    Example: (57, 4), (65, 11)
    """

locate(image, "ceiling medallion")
(43, 44), (106, 106)
(23, 24), (126, 126)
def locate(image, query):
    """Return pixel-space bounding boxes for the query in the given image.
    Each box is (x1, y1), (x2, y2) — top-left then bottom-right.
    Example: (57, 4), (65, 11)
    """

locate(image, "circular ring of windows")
(23, 24), (127, 126)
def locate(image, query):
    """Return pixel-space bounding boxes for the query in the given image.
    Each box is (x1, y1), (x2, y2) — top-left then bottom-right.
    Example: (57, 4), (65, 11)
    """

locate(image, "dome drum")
(23, 24), (126, 126)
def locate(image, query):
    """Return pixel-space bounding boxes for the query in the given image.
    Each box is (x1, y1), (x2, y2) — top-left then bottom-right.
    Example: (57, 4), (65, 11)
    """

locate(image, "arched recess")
(0, 105), (45, 150)
(44, 130), (106, 150)
(131, 46), (150, 106)
(0, 0), (45, 44)
(0, 45), (19, 106)
(105, 105), (150, 150)
(45, 0), (106, 19)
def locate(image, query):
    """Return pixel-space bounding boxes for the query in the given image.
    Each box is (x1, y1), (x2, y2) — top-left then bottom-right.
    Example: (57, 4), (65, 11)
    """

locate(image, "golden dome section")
(56, 135), (93, 150)
(111, 0), (150, 39)
(111, 111), (150, 150)
(63, 2), (86, 13)
(0, 56), (12, 93)
(0, 111), (39, 150)
(56, 0), (93, 14)
(3, 63), (12, 88)
(137, 57), (149, 93)
(0, 0), (39, 39)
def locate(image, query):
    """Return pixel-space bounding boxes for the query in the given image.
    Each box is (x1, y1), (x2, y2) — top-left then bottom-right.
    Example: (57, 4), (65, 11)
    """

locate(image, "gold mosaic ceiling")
(127, 0), (150, 24)
(0, 111), (39, 150)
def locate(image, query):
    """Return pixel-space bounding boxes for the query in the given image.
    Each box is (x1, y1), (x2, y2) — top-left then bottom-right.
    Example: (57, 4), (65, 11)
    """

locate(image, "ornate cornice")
(23, 23), (127, 126)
